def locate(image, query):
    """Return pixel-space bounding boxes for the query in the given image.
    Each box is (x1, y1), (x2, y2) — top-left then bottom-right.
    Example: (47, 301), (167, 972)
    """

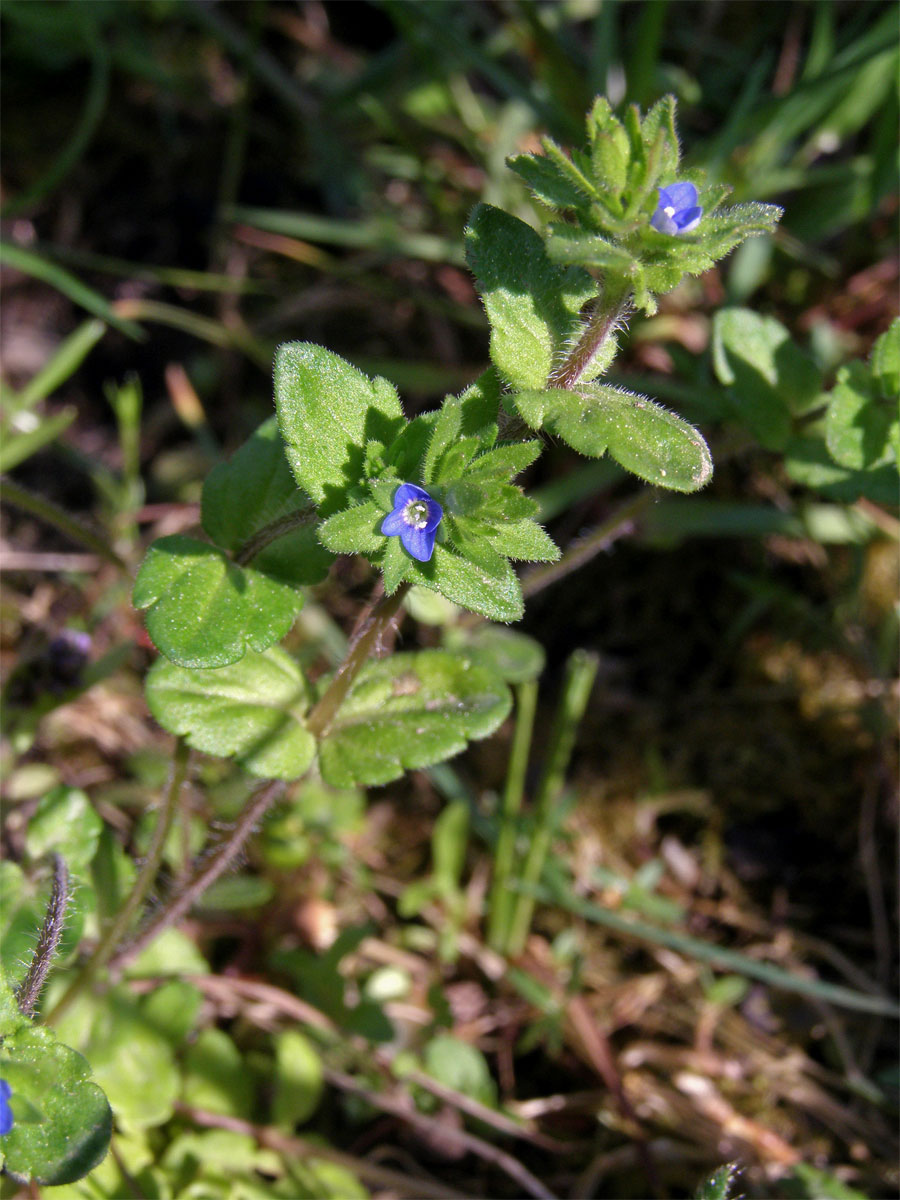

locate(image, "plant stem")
(109, 777), (285, 974)
(233, 505), (316, 566)
(507, 650), (599, 956)
(547, 281), (630, 391)
(46, 740), (190, 1025)
(16, 855), (70, 1018)
(522, 490), (653, 598)
(487, 679), (538, 952)
(306, 582), (411, 738)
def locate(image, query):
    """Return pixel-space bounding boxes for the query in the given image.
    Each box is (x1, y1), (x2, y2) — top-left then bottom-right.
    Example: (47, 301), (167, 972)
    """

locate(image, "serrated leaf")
(0, 1013), (112, 1186)
(640, 95), (680, 182)
(318, 649), (511, 787)
(487, 517), (559, 562)
(465, 439), (542, 480)
(871, 318), (899, 398)
(712, 308), (822, 448)
(275, 343), (404, 511)
(546, 224), (637, 273)
(446, 514), (510, 576)
(408, 545), (524, 622)
(317, 500), (385, 555)
(465, 204), (594, 390)
(825, 360), (898, 470)
(506, 151), (590, 211)
(462, 626), (545, 684)
(423, 396), (463, 485)
(145, 646), (316, 781)
(133, 536), (304, 669)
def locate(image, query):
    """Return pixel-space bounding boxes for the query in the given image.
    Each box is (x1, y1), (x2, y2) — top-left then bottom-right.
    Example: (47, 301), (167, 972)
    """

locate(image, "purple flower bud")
(650, 181), (703, 235)
(381, 483), (443, 562)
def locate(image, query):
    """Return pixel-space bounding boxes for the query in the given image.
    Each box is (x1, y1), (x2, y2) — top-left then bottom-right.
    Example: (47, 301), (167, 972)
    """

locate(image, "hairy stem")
(16, 855), (70, 1018)
(233, 505), (316, 566)
(47, 740), (190, 1024)
(547, 281), (630, 391)
(306, 582), (411, 738)
(109, 778), (285, 973)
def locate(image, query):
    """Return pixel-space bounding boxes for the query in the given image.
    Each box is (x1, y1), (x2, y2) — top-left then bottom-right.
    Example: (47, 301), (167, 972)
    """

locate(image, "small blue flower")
(651, 181), (703, 235)
(381, 483), (443, 563)
(0, 1078), (13, 1136)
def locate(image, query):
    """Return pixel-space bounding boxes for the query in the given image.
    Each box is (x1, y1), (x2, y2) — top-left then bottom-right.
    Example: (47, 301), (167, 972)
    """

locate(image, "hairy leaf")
(275, 343), (404, 511)
(0, 991), (112, 1186)
(145, 647), (316, 780)
(318, 650), (512, 787)
(133, 536), (304, 669)
(466, 204), (594, 390)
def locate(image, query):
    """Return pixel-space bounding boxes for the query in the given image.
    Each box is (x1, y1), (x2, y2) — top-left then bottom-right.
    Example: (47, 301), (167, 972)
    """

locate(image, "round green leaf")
(463, 626), (545, 683)
(319, 649), (512, 787)
(145, 646), (316, 781)
(825, 361), (898, 471)
(271, 1029), (323, 1129)
(133, 535), (304, 669)
(0, 1023), (112, 1186)
(25, 786), (102, 873)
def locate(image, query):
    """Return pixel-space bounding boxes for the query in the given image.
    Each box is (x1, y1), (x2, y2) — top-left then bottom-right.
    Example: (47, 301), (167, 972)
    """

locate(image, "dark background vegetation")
(1, 2), (897, 1197)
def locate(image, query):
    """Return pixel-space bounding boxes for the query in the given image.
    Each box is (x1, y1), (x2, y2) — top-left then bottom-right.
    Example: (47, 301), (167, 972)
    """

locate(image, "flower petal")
(650, 207), (678, 235)
(401, 523), (437, 562)
(381, 508), (407, 536)
(422, 498), (444, 532)
(675, 206), (702, 232)
(393, 482), (432, 508)
(659, 181), (697, 210)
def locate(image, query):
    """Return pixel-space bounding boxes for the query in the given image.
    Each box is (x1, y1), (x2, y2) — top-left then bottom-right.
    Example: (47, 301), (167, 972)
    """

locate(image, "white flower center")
(403, 500), (429, 530)
(664, 205), (676, 218)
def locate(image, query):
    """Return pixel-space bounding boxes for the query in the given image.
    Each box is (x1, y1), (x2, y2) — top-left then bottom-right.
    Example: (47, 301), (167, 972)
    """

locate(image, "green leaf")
(133, 536), (304, 669)
(506, 150), (591, 211)
(825, 360), (898, 470)
(712, 308), (822, 448)
(318, 649), (512, 787)
(0, 990), (112, 1186)
(422, 1035), (497, 1108)
(465, 204), (594, 390)
(432, 799), (470, 893)
(461, 626), (545, 684)
(871, 318), (899, 398)
(786, 1164), (869, 1200)
(202, 416), (332, 586)
(487, 518), (558, 562)
(318, 500), (385, 555)
(464, 439), (542, 481)
(275, 343), (404, 511)
(202, 417), (303, 552)
(785, 434), (899, 506)
(271, 1029), (324, 1129)
(409, 545), (524, 622)
(145, 646), (316, 781)
(546, 224), (638, 273)
(24, 786), (102, 874)
(695, 1163), (741, 1200)
(182, 1027), (252, 1119)
(516, 385), (712, 492)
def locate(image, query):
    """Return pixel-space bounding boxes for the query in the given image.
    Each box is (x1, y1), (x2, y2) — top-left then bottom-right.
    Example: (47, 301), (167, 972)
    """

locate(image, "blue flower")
(651, 181), (703, 235)
(0, 1078), (13, 1136)
(381, 483), (443, 562)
